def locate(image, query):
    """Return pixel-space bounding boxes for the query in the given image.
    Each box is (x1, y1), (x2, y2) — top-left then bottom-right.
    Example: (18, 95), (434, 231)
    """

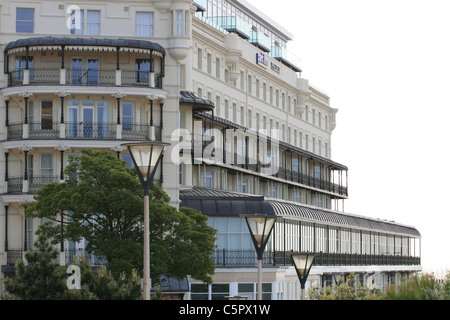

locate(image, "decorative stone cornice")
(55, 144), (70, 152)
(19, 144), (33, 152)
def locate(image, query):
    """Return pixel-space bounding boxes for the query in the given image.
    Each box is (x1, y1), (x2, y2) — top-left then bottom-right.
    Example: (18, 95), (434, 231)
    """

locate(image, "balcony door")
(135, 59), (150, 84)
(71, 58), (98, 85)
(82, 101), (94, 138)
(97, 101), (109, 138)
(15, 56), (34, 80)
(40, 154), (54, 183)
(67, 100), (109, 138)
(68, 100), (79, 138)
(41, 100), (53, 130)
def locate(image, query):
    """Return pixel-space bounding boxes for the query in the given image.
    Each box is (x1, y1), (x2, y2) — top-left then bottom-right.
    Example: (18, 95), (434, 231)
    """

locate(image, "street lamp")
(122, 141), (170, 300)
(291, 252), (316, 300)
(241, 214), (276, 300)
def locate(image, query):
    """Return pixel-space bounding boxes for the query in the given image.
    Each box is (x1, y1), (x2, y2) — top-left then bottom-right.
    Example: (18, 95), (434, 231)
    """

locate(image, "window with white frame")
(69, 10), (100, 35)
(41, 100), (53, 130)
(122, 101), (134, 131)
(15, 56), (34, 80)
(237, 179), (247, 193)
(216, 57), (221, 78)
(16, 8), (34, 33)
(292, 190), (301, 202)
(176, 11), (184, 36)
(86, 10), (100, 35)
(200, 171), (213, 188)
(208, 217), (253, 250)
(40, 154), (53, 178)
(268, 185), (277, 197)
(207, 53), (212, 74)
(136, 12), (154, 37)
(197, 48), (202, 70)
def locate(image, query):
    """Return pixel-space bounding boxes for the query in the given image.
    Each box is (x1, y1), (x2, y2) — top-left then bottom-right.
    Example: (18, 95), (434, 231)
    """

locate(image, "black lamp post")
(122, 141), (170, 300)
(291, 253), (316, 300)
(241, 214), (276, 300)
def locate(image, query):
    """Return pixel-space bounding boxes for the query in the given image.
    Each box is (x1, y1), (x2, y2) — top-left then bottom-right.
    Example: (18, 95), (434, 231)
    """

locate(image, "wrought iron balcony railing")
(3, 249), (420, 272)
(7, 68), (163, 89)
(66, 122), (117, 139)
(211, 249), (421, 268)
(6, 122), (160, 141)
(4, 249), (107, 267)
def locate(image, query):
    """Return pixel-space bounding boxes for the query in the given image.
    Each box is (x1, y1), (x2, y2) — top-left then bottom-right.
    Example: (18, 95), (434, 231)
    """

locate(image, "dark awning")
(180, 187), (420, 237)
(180, 187), (275, 217)
(180, 91), (215, 111)
(267, 200), (421, 237)
(4, 37), (165, 54)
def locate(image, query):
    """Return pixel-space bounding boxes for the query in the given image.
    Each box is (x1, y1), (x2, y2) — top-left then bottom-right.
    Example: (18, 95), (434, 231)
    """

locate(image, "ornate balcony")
(6, 121), (161, 141)
(7, 68), (163, 89)
(2, 37), (167, 100)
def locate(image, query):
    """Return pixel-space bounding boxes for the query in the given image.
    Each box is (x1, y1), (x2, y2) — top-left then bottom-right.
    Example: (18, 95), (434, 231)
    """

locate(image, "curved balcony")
(7, 68), (164, 89)
(2, 37), (167, 99)
(6, 121), (161, 141)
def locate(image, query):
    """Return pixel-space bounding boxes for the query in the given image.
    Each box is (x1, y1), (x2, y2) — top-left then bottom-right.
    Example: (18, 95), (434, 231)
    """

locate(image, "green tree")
(25, 149), (216, 284)
(307, 273), (382, 300)
(4, 233), (67, 300)
(3, 234), (142, 300)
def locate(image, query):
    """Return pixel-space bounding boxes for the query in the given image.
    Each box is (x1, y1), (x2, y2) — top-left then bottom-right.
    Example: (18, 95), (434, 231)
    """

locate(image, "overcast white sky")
(248, 0), (450, 275)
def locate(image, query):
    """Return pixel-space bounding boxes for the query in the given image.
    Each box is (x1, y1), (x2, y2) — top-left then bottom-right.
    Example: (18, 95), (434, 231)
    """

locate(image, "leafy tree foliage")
(4, 233), (67, 299)
(25, 149), (216, 284)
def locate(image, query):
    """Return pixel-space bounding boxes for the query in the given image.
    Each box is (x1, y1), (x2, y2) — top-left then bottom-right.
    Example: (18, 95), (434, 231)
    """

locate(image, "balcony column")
(4, 204), (8, 252)
(116, 46), (122, 86)
(256, 134), (260, 172)
(4, 152), (8, 194)
(60, 149), (64, 181)
(159, 102), (164, 140)
(20, 145), (32, 193)
(111, 145), (126, 160)
(23, 46), (30, 85)
(112, 92), (126, 139)
(56, 91), (70, 138)
(117, 97), (121, 125)
(19, 92), (32, 139)
(5, 98), (9, 127)
(24, 97), (28, 125)
(60, 45), (66, 84)
(56, 144), (69, 182)
(147, 95), (156, 140)
(159, 154), (164, 185)
(24, 213), (28, 251)
(59, 209), (65, 265)
(149, 50), (155, 87)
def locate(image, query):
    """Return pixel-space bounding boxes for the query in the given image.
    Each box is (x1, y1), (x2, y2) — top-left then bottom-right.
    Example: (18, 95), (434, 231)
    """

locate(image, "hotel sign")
(256, 53), (280, 74)
(256, 53), (269, 68)
(271, 62), (280, 74)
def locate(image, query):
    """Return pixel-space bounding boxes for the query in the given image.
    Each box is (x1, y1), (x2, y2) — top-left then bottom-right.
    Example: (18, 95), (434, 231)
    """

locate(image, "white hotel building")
(0, 0), (421, 299)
